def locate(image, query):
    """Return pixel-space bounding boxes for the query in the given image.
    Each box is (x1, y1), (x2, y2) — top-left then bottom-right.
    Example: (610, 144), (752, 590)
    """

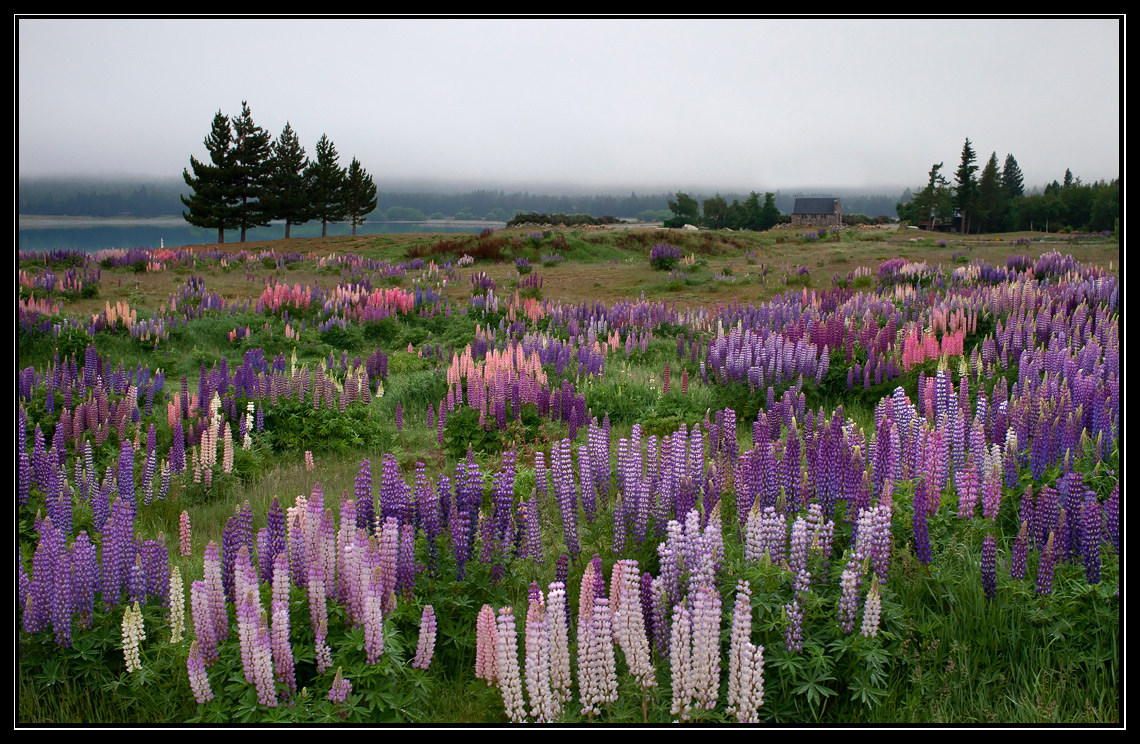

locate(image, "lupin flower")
(981, 535), (997, 599)
(861, 576), (882, 638)
(475, 604), (499, 686)
(1037, 532), (1057, 596)
(1081, 494), (1102, 584)
(496, 606), (527, 723)
(169, 566), (185, 643)
(412, 605), (437, 670)
(329, 666), (353, 706)
(179, 511), (192, 557)
(727, 580), (765, 723)
(121, 601), (146, 673)
(187, 640), (214, 704)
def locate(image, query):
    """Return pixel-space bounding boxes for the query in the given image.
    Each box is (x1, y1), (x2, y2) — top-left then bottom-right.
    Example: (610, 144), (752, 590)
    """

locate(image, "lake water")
(17, 218), (505, 254)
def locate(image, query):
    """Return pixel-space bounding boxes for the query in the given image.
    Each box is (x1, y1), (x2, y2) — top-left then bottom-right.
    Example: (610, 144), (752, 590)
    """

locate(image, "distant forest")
(18, 178), (905, 222)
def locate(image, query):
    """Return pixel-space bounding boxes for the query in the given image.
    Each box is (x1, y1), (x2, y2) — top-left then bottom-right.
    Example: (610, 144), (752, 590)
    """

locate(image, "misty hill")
(18, 177), (905, 221)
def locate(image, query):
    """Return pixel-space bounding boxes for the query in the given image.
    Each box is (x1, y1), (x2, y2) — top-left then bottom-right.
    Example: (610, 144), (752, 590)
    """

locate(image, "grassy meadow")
(16, 224), (1121, 725)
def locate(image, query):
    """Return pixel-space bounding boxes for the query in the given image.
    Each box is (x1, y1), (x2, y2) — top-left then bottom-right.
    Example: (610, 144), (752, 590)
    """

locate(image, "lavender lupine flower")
(1081, 494), (1102, 584)
(397, 522), (416, 598)
(727, 580), (765, 723)
(187, 640), (214, 704)
(689, 581), (722, 714)
(363, 567), (386, 664)
(838, 557), (863, 634)
(411, 605), (437, 670)
(981, 535), (997, 599)
(784, 597), (804, 653)
(612, 559), (655, 692)
(496, 606), (527, 723)
(308, 566), (332, 675)
(912, 483), (933, 566)
(328, 667), (352, 706)
(669, 602), (694, 720)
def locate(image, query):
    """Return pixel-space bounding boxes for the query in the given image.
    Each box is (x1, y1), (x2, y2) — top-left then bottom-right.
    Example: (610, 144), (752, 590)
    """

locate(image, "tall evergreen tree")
(976, 152), (1005, 234)
(230, 101), (273, 242)
(1002, 154), (1024, 199)
(182, 111), (239, 243)
(262, 122), (311, 239)
(306, 134), (347, 237)
(759, 192), (781, 230)
(343, 157), (378, 236)
(955, 138), (979, 234)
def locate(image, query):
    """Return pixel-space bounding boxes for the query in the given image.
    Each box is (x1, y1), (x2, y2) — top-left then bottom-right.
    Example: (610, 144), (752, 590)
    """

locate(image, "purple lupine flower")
(1104, 481), (1119, 554)
(118, 438), (135, 507)
(329, 667), (352, 706)
(1081, 494), (1102, 584)
(355, 459), (374, 535)
(1011, 521), (1029, 579)
(981, 534), (997, 599)
(363, 567), (386, 664)
(838, 559), (862, 634)
(1037, 532), (1057, 596)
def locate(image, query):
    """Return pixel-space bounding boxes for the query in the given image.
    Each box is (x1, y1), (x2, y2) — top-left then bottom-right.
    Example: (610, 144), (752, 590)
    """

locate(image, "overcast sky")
(17, 17), (1121, 194)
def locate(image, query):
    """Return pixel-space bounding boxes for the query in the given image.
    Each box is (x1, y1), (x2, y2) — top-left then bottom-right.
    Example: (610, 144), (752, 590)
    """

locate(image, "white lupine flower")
(121, 601), (146, 673)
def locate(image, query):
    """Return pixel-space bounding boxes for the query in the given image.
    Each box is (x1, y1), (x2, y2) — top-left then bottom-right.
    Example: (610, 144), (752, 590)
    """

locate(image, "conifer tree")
(230, 101), (273, 242)
(1001, 154), (1024, 199)
(182, 111), (239, 243)
(306, 134), (347, 237)
(263, 122), (311, 239)
(955, 137), (979, 234)
(344, 157), (378, 236)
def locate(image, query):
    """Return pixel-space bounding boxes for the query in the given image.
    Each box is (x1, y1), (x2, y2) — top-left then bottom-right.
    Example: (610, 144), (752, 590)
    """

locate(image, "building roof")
(792, 197), (840, 215)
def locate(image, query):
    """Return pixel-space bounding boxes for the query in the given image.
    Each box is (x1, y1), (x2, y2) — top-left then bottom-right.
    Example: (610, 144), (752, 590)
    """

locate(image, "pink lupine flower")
(412, 605), (437, 670)
(475, 604), (499, 686)
(179, 510), (192, 557)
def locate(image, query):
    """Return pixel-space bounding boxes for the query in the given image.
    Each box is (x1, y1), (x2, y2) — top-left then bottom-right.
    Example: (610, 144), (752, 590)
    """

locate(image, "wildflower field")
(16, 226), (1121, 724)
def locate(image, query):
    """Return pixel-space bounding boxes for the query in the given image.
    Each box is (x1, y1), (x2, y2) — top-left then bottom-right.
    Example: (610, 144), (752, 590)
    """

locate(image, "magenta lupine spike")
(475, 604), (499, 686)
(412, 605), (437, 670)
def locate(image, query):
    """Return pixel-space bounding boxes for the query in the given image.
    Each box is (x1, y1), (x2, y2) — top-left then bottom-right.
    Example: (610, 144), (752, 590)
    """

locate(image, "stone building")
(790, 197), (842, 227)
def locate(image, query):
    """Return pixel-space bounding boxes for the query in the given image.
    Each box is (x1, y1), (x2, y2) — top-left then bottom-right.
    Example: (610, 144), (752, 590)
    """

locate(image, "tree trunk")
(241, 226), (247, 242)
(322, 219), (328, 237)
(352, 221), (357, 236)
(285, 222), (291, 240)
(217, 227), (224, 244)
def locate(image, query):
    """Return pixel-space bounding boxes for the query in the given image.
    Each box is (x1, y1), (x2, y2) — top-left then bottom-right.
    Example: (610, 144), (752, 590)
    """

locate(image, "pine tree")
(230, 101), (273, 242)
(343, 157), (378, 236)
(976, 152), (1005, 234)
(262, 123), (311, 239)
(955, 138), (979, 234)
(182, 111), (239, 243)
(306, 134), (347, 237)
(759, 192), (781, 230)
(1002, 154), (1024, 199)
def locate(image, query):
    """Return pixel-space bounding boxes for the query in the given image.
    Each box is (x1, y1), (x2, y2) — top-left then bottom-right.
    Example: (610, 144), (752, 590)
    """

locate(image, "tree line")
(181, 102), (377, 242)
(897, 138), (1119, 234)
(665, 191), (784, 231)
